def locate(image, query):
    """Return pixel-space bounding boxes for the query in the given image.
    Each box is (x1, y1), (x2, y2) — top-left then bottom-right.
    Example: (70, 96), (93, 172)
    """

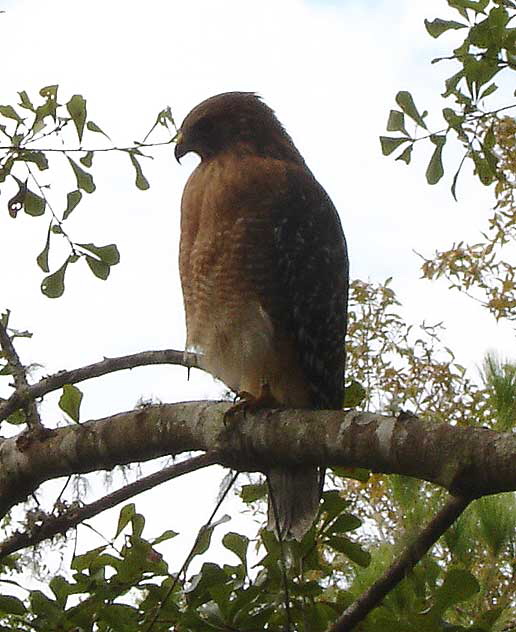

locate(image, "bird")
(175, 92), (349, 540)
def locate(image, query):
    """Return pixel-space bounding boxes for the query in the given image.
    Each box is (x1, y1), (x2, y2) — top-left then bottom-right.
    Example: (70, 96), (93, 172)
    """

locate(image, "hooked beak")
(174, 130), (186, 163)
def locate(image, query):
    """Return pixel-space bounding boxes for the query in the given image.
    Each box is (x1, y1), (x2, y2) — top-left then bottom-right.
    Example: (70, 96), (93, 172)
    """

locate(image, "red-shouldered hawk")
(175, 92), (349, 540)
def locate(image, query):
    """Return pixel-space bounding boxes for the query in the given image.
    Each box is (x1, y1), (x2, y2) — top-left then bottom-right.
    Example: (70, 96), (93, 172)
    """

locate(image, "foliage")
(380, 0), (515, 195)
(420, 115), (516, 320)
(381, 0), (516, 321)
(1, 86), (176, 297)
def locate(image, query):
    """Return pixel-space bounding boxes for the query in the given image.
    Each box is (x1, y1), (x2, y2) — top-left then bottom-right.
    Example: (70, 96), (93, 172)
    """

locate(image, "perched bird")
(175, 92), (349, 540)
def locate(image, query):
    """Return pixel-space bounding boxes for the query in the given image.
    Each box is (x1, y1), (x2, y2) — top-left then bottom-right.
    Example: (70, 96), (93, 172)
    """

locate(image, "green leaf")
(321, 490), (351, 521)
(447, 1), (468, 19)
(131, 511), (145, 537)
(116, 503), (136, 538)
(0, 595), (27, 616)
(326, 536), (371, 567)
(426, 135), (446, 185)
(86, 120), (111, 139)
(59, 383), (83, 422)
(343, 380), (366, 407)
(442, 107), (465, 133)
(63, 190), (82, 220)
(8, 176), (28, 218)
(479, 82), (498, 99)
(152, 529), (178, 545)
(424, 18), (467, 38)
(240, 482), (267, 503)
(18, 90), (35, 111)
(395, 91), (427, 129)
(464, 56), (501, 94)
(67, 157), (96, 193)
(386, 110), (408, 136)
(379, 136), (411, 156)
(452, 0), (489, 12)
(39, 84), (58, 100)
(395, 144), (413, 164)
(86, 255), (110, 280)
(128, 151), (150, 190)
(49, 576), (73, 607)
(326, 513), (362, 534)
(191, 515), (231, 559)
(17, 150), (48, 170)
(24, 190), (46, 216)
(41, 258), (69, 298)
(472, 149), (494, 185)
(6, 409), (26, 425)
(77, 242), (120, 265)
(432, 568), (479, 616)
(71, 545), (107, 571)
(222, 532), (249, 568)
(66, 94), (87, 142)
(442, 70), (464, 97)
(0, 105), (23, 123)
(79, 151), (93, 168)
(451, 156), (466, 201)
(36, 223), (52, 272)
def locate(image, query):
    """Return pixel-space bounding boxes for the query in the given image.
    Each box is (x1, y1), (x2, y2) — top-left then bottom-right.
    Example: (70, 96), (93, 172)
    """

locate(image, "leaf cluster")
(380, 0), (515, 197)
(1, 87), (176, 297)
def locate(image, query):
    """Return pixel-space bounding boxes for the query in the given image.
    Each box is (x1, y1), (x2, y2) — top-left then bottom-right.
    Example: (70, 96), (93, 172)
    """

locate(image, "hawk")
(175, 92), (349, 540)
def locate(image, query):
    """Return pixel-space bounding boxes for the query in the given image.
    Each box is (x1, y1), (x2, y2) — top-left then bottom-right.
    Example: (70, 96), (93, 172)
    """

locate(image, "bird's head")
(174, 91), (304, 164)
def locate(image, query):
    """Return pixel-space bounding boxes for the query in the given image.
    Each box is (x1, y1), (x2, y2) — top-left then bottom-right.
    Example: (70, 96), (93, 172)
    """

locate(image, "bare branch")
(0, 452), (218, 560)
(0, 402), (514, 522)
(0, 319), (43, 431)
(0, 348), (200, 421)
(329, 494), (471, 632)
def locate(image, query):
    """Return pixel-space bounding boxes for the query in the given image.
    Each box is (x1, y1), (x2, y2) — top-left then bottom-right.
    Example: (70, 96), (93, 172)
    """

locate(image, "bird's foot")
(224, 383), (281, 426)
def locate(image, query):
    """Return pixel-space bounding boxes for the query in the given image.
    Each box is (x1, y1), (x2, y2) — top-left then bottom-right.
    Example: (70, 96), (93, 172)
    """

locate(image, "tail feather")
(267, 467), (322, 540)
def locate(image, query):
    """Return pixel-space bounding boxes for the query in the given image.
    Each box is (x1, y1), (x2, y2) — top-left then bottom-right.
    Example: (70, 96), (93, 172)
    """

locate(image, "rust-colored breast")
(179, 152), (311, 405)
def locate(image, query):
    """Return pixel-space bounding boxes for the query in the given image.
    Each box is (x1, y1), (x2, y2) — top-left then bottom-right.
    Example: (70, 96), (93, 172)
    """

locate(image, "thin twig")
(328, 494), (471, 632)
(0, 319), (43, 431)
(0, 138), (176, 154)
(25, 162), (77, 255)
(267, 477), (292, 632)
(0, 452), (218, 560)
(144, 470), (239, 632)
(0, 348), (200, 422)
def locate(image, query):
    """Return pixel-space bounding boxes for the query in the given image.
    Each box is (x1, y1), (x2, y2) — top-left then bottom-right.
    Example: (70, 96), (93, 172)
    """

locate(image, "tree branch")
(0, 320), (43, 432)
(0, 348), (200, 421)
(0, 452), (218, 561)
(329, 494), (471, 632)
(0, 402), (513, 521)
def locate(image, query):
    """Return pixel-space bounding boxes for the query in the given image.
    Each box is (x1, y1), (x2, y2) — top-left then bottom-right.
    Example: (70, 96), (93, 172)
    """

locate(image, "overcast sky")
(0, 0), (514, 579)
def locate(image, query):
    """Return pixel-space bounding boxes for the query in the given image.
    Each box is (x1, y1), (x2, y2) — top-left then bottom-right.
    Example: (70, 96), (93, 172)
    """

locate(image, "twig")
(0, 319), (43, 431)
(0, 138), (176, 154)
(0, 348), (200, 421)
(328, 494), (471, 632)
(0, 452), (218, 560)
(144, 470), (239, 632)
(267, 478), (292, 632)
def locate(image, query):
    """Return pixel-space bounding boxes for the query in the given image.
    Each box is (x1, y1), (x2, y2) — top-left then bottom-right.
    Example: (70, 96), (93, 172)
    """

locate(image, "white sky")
(0, 0), (514, 583)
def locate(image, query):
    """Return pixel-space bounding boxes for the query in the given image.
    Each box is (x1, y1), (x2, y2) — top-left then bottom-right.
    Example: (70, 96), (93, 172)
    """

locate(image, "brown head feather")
(175, 92), (306, 164)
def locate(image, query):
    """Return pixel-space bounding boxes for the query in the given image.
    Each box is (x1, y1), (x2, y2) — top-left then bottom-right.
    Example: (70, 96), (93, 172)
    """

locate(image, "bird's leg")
(224, 382), (282, 425)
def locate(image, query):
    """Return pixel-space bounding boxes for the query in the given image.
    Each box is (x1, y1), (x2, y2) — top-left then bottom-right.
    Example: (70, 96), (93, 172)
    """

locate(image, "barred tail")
(267, 467), (322, 541)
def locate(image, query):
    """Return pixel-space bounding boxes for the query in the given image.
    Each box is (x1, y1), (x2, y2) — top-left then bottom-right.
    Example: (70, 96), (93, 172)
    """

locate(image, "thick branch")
(329, 494), (471, 631)
(0, 452), (218, 560)
(0, 402), (514, 520)
(0, 349), (199, 421)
